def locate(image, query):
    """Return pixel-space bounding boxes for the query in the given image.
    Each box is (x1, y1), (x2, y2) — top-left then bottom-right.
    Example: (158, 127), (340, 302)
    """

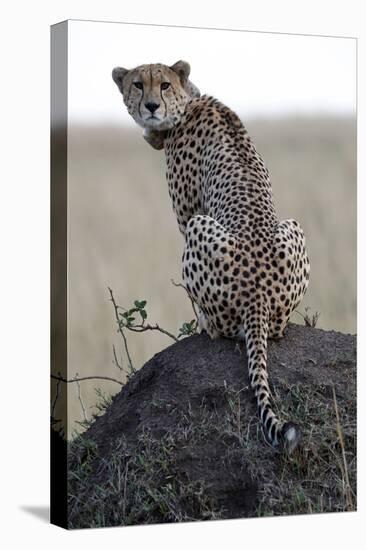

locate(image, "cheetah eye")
(161, 82), (171, 90)
(133, 82), (143, 90)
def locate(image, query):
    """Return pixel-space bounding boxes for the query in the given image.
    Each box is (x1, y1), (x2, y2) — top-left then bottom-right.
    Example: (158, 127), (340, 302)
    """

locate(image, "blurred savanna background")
(55, 21), (356, 437)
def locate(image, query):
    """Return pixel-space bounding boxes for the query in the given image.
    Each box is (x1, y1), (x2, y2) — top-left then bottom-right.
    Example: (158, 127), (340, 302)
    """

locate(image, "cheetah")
(112, 60), (310, 453)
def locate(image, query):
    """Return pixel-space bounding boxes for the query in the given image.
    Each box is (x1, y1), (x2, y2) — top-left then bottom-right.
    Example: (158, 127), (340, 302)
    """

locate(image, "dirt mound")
(68, 324), (356, 528)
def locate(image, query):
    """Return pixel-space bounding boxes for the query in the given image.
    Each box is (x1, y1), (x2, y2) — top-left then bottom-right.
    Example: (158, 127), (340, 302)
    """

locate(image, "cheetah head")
(112, 61), (200, 131)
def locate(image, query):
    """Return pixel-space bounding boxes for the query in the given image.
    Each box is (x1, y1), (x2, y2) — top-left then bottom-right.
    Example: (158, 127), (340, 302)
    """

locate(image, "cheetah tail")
(244, 315), (302, 453)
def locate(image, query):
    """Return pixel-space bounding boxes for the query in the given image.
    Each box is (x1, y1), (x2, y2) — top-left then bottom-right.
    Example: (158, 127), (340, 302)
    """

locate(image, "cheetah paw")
(281, 422), (302, 455)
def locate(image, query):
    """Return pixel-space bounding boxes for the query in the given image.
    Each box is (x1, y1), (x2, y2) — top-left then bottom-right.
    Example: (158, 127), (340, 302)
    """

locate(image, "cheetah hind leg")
(269, 218), (310, 340)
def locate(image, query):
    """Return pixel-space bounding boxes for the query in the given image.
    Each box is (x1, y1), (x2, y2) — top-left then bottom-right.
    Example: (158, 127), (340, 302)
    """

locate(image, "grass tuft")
(68, 377), (356, 527)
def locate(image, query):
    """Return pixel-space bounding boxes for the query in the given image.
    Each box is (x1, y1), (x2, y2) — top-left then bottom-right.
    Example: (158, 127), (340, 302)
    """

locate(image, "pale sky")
(68, 20), (356, 125)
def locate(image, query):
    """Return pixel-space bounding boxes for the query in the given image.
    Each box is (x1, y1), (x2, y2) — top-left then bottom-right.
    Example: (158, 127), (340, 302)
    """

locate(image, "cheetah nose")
(145, 102), (160, 114)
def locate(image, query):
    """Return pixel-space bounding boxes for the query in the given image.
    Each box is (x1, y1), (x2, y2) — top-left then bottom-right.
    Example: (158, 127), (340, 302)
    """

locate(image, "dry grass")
(253, 382), (357, 516)
(53, 117), (356, 436)
(67, 376), (356, 527)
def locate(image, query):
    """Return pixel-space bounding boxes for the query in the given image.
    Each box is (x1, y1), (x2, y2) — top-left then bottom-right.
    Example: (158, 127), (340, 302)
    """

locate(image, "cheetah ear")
(170, 60), (190, 84)
(112, 67), (128, 93)
(186, 80), (201, 98)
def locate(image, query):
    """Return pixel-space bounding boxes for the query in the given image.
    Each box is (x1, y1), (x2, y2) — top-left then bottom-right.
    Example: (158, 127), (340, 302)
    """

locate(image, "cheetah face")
(112, 61), (194, 131)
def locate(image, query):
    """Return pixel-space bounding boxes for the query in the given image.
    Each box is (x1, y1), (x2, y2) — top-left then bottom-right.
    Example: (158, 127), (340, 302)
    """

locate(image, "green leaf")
(134, 300), (147, 310)
(178, 318), (197, 337)
(126, 316), (135, 326)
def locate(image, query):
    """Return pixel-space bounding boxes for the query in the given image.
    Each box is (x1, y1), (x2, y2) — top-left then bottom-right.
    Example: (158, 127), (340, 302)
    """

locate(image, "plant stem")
(108, 287), (135, 375)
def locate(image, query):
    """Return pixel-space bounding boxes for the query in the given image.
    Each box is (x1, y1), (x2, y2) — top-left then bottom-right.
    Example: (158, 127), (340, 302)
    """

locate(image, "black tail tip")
(281, 422), (302, 454)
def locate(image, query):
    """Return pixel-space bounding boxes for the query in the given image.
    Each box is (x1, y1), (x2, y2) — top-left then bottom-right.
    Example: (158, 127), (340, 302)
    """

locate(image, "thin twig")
(123, 459), (130, 518)
(108, 287), (135, 374)
(76, 378), (88, 423)
(112, 344), (124, 372)
(237, 393), (241, 443)
(332, 385), (354, 510)
(119, 323), (135, 373)
(295, 307), (320, 328)
(127, 323), (178, 342)
(51, 377), (62, 418)
(171, 279), (199, 322)
(51, 374), (123, 386)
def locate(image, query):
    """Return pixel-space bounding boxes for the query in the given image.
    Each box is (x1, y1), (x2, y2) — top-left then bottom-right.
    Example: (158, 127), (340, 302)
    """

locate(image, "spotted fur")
(113, 61), (310, 453)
